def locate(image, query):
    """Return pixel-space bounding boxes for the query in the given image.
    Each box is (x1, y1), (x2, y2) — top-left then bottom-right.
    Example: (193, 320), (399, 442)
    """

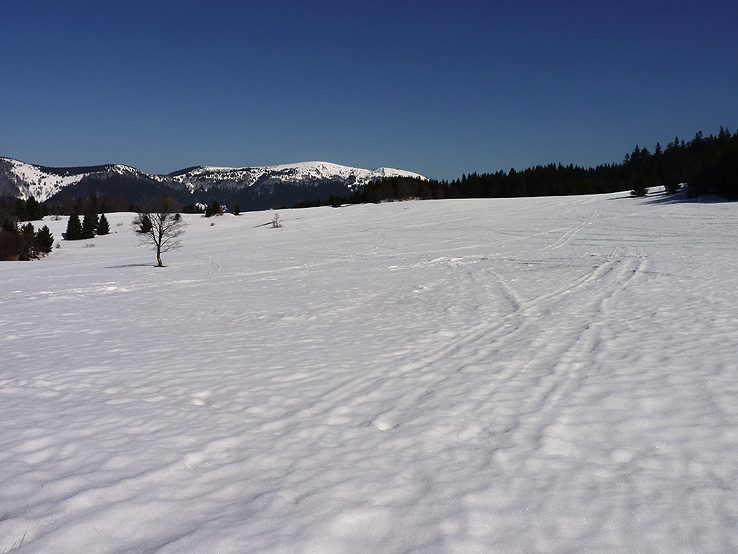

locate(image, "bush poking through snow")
(272, 213), (282, 228)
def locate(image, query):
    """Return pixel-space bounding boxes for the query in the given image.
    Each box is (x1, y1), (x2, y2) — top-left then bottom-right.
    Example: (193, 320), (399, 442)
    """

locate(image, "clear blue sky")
(2, 0), (737, 181)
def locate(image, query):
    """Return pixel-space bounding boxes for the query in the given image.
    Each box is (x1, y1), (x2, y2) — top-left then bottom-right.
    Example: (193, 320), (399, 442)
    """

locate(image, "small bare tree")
(133, 199), (185, 267)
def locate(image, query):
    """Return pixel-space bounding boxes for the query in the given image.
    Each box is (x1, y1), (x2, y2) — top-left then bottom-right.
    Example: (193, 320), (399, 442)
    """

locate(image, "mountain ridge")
(0, 157), (426, 210)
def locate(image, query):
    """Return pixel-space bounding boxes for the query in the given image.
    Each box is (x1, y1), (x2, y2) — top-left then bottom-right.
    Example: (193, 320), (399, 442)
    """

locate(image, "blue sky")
(2, 1), (737, 180)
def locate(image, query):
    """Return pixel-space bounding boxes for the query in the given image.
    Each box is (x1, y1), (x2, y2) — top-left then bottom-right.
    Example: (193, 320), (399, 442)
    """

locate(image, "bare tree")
(133, 199), (185, 267)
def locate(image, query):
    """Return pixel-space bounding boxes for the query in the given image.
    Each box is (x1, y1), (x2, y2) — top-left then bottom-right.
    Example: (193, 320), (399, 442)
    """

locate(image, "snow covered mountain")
(0, 158), (153, 202)
(0, 157), (426, 210)
(169, 161), (425, 193)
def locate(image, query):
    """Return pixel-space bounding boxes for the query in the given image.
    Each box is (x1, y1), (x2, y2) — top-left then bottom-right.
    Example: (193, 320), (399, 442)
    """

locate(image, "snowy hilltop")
(168, 161), (425, 193)
(2, 191), (738, 551)
(0, 158), (150, 202)
(0, 157), (426, 210)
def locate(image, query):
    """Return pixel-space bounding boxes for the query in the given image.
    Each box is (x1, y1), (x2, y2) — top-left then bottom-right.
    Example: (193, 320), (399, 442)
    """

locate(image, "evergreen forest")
(297, 127), (738, 207)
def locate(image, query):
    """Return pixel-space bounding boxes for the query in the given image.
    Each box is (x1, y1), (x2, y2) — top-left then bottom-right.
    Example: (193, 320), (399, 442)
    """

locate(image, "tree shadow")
(645, 191), (729, 205)
(106, 263), (156, 268)
(606, 189), (731, 205)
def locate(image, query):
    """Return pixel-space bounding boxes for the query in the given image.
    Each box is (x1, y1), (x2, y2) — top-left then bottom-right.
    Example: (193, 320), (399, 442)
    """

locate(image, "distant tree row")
(0, 195), (49, 222)
(13, 196), (49, 221)
(42, 193), (112, 217)
(296, 126), (738, 206)
(622, 127), (738, 199)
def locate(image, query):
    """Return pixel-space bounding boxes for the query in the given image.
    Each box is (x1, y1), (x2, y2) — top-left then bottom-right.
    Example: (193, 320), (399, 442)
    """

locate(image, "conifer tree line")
(0, 219), (54, 261)
(296, 126), (738, 207)
(0, 196), (55, 260)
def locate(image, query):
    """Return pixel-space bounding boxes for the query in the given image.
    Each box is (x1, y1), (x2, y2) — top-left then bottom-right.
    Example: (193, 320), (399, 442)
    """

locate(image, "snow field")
(2, 192), (738, 552)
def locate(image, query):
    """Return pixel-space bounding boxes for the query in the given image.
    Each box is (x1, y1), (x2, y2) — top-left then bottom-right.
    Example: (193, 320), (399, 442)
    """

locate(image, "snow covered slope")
(0, 157), (425, 204)
(2, 191), (738, 552)
(169, 161), (426, 193)
(0, 157), (151, 201)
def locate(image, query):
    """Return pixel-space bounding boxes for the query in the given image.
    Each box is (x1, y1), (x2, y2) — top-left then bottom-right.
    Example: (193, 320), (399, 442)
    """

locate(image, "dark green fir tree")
(15, 198), (29, 222)
(26, 195), (45, 220)
(82, 211), (99, 239)
(18, 223), (36, 260)
(65, 212), (83, 240)
(96, 213), (110, 235)
(137, 214), (152, 234)
(35, 225), (54, 254)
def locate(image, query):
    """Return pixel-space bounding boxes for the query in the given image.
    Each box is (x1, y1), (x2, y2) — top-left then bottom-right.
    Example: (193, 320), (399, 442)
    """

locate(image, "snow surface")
(2, 191), (738, 552)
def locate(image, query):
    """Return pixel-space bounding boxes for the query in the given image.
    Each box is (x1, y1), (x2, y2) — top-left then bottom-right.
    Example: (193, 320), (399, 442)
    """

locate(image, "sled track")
(366, 248), (647, 446)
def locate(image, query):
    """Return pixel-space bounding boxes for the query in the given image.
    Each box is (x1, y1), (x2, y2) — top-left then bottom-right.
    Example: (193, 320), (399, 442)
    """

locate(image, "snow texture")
(2, 191), (738, 552)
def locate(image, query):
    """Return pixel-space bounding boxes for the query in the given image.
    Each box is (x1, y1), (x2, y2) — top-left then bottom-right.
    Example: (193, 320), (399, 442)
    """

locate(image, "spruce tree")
(18, 223), (36, 260)
(66, 212), (83, 240)
(137, 214), (152, 234)
(0, 226), (20, 261)
(205, 201), (221, 218)
(82, 211), (98, 239)
(97, 213), (110, 235)
(26, 195), (44, 220)
(15, 198), (28, 221)
(35, 225), (54, 254)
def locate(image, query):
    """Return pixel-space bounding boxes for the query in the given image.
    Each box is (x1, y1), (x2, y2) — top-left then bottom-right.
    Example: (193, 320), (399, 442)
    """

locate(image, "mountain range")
(0, 157), (426, 210)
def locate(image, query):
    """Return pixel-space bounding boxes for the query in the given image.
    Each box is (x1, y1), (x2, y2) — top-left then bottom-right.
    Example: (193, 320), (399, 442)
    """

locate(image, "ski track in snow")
(2, 193), (738, 552)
